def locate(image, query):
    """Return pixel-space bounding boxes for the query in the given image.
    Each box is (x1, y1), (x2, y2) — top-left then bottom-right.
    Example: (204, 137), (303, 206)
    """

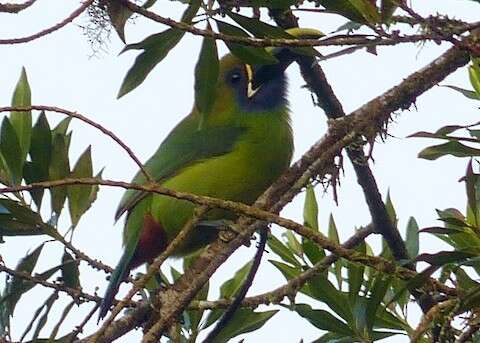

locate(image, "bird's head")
(215, 48), (299, 113)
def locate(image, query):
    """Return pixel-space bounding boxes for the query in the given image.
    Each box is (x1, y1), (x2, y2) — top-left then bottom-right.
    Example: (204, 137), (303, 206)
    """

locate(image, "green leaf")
(465, 160), (479, 227)
(118, 30), (185, 98)
(302, 237), (325, 265)
(215, 20), (277, 65)
(220, 261), (252, 298)
(1, 244), (43, 315)
(10, 67), (32, 164)
(469, 59), (480, 96)
(204, 261), (253, 328)
(68, 146), (94, 226)
(61, 250), (80, 289)
(405, 217), (419, 259)
(0, 198), (51, 236)
(317, 0), (380, 24)
(194, 30), (219, 124)
(366, 276), (391, 332)
(283, 231), (302, 257)
(415, 251), (475, 266)
(227, 12), (319, 57)
(328, 214), (343, 288)
(27, 111), (52, 208)
(117, 0), (200, 98)
(52, 117), (72, 137)
(105, 0), (132, 43)
(347, 242), (366, 303)
(303, 184), (319, 231)
(380, 0), (398, 22)
(30, 292), (58, 342)
(210, 309), (278, 343)
(384, 191), (397, 227)
(48, 301), (75, 341)
(454, 267), (480, 291)
(443, 85), (480, 100)
(307, 274), (352, 323)
(49, 134), (70, 216)
(418, 141), (480, 160)
(294, 304), (353, 336)
(270, 260), (301, 281)
(267, 233), (300, 266)
(0, 117), (23, 185)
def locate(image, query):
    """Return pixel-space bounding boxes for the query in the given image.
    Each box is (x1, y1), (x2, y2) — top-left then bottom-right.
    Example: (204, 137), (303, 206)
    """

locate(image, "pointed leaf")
(10, 67), (32, 164)
(209, 309), (278, 343)
(469, 62), (480, 96)
(303, 184), (319, 231)
(443, 85), (480, 101)
(418, 141), (480, 160)
(117, 0), (200, 98)
(380, 0), (398, 22)
(227, 12), (320, 57)
(415, 251), (475, 266)
(106, 0), (131, 43)
(405, 217), (419, 259)
(0, 117), (23, 184)
(347, 242), (366, 302)
(61, 250), (80, 289)
(27, 112), (52, 208)
(267, 233), (300, 266)
(215, 20), (277, 65)
(194, 29), (219, 123)
(49, 134), (70, 216)
(294, 304), (353, 336)
(366, 276), (391, 332)
(328, 214), (343, 288)
(68, 146), (94, 226)
(1, 244), (43, 315)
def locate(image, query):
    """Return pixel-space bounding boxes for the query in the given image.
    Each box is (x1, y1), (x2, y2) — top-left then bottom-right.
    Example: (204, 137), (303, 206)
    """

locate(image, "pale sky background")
(1, 1), (480, 342)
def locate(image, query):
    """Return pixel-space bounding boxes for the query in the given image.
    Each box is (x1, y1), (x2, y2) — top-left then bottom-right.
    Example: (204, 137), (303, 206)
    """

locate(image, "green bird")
(98, 48), (297, 320)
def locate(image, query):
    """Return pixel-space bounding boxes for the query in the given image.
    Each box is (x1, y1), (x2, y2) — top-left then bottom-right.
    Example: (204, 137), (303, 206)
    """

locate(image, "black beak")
(250, 48), (299, 90)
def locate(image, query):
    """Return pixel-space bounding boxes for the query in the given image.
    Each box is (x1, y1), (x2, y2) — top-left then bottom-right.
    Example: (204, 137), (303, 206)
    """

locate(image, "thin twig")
(202, 229), (268, 343)
(69, 303), (101, 343)
(0, 0), (36, 13)
(191, 225), (375, 311)
(0, 176), (458, 296)
(0, 0), (94, 44)
(92, 206), (210, 343)
(0, 105), (152, 182)
(0, 263), (101, 304)
(122, 0), (450, 48)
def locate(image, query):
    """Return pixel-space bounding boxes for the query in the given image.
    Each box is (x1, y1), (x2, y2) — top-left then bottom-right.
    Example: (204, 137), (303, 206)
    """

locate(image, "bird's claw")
(198, 219), (244, 243)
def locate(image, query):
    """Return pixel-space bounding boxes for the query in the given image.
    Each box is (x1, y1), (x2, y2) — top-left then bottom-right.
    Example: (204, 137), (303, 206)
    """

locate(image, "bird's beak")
(245, 48), (299, 99)
(245, 64), (260, 99)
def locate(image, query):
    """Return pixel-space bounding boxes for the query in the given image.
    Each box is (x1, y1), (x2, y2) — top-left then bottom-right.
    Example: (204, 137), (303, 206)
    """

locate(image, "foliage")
(1, 0), (480, 342)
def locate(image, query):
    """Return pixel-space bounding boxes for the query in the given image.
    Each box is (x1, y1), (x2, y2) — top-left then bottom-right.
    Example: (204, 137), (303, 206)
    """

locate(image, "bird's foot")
(198, 219), (244, 243)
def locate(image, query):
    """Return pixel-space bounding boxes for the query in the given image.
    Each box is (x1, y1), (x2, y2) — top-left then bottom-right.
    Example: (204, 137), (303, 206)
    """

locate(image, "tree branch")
(0, 105), (152, 182)
(0, 0), (94, 45)
(0, 0), (36, 13)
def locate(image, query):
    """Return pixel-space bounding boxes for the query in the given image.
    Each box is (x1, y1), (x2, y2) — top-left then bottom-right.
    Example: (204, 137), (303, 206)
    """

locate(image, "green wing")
(115, 114), (246, 220)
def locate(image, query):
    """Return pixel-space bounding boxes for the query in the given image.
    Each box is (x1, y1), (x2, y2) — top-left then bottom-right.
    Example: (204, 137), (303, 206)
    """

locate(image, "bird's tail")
(98, 250), (134, 322)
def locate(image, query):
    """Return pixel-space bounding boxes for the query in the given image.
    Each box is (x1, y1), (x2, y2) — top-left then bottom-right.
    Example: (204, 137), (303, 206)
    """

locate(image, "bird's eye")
(230, 72), (241, 84)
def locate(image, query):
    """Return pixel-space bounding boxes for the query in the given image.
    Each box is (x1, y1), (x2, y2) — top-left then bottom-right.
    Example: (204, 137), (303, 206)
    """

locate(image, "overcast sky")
(1, 1), (479, 342)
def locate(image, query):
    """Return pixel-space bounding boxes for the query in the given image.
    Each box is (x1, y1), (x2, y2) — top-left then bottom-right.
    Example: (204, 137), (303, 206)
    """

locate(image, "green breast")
(151, 108), (293, 256)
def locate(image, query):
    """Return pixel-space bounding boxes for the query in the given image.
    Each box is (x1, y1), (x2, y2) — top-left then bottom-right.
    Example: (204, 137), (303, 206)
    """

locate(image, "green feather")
(115, 115), (246, 220)
(99, 52), (295, 321)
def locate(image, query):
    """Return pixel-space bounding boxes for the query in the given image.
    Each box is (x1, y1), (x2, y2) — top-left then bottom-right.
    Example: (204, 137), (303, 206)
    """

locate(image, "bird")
(98, 47), (297, 320)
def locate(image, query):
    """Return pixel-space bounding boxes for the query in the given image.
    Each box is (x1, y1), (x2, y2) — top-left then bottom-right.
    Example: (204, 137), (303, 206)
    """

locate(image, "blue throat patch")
(236, 74), (288, 112)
